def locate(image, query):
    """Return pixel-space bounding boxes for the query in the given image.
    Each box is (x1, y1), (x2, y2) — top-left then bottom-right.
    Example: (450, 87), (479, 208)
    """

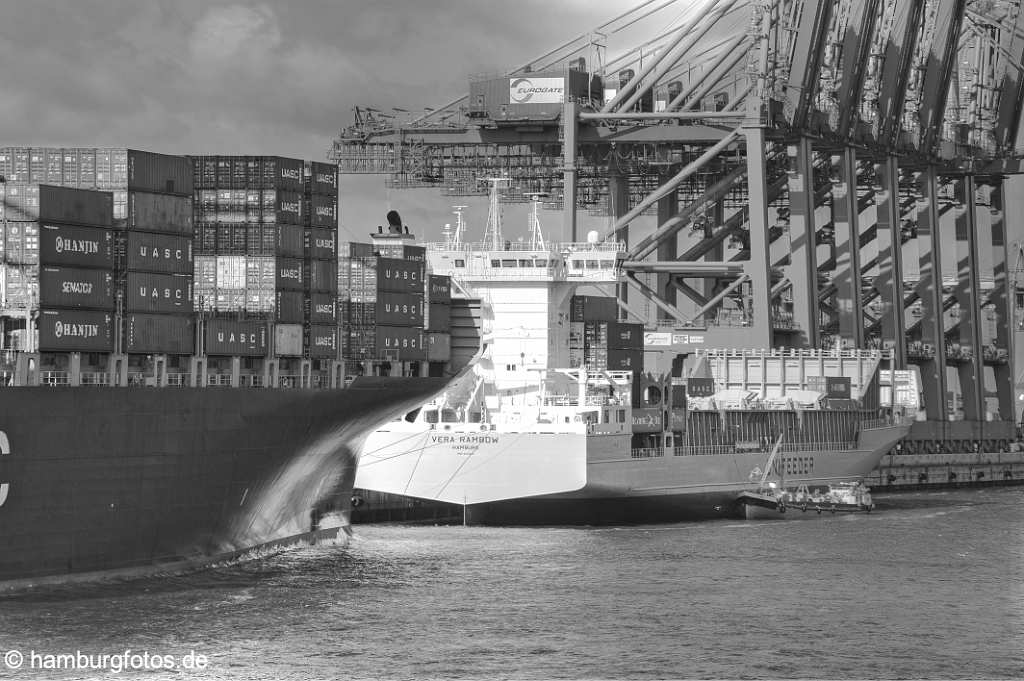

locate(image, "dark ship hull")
(0, 376), (447, 583)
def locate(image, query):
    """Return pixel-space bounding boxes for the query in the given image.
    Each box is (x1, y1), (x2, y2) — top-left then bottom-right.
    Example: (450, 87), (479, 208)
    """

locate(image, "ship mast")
(524, 192), (549, 250)
(448, 205), (467, 250)
(482, 178), (510, 251)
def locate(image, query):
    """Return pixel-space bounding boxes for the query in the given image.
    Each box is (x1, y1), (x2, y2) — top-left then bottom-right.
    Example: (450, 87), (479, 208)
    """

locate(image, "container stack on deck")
(425, 274), (452, 370)
(568, 295), (643, 372)
(302, 161), (340, 364)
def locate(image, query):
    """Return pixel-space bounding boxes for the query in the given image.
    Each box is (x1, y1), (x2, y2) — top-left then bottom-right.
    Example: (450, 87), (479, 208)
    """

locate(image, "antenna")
(451, 205), (467, 249)
(524, 192), (549, 250)
(482, 178), (510, 251)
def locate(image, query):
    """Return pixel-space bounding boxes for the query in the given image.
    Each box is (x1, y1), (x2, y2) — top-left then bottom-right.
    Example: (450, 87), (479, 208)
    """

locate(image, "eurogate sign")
(509, 77), (564, 104)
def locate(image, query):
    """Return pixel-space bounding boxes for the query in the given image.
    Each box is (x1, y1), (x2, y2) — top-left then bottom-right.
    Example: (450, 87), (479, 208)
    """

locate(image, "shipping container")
(468, 68), (603, 121)
(3, 263), (37, 309)
(125, 272), (193, 314)
(307, 292), (337, 325)
(39, 266), (114, 310)
(276, 290), (305, 323)
(306, 259), (338, 292)
(376, 291), (424, 327)
(340, 241), (375, 258)
(571, 295), (617, 322)
(274, 323), (303, 357)
(1, 222), (40, 264)
(607, 347), (643, 372)
(275, 258), (304, 291)
(425, 302), (451, 332)
(125, 231), (192, 274)
(264, 157), (304, 192)
(687, 377), (715, 397)
(127, 191), (192, 235)
(631, 407), (664, 433)
(127, 149), (192, 196)
(428, 274), (452, 304)
(425, 332), (451, 362)
(607, 321), (644, 349)
(377, 256), (424, 293)
(306, 161), (338, 196)
(305, 325), (339, 359)
(38, 309), (113, 352)
(274, 224), (304, 258)
(38, 185), (113, 227)
(304, 228), (337, 260)
(39, 223), (114, 269)
(307, 195), (337, 228)
(125, 313), (195, 355)
(204, 319), (268, 356)
(376, 325), (425, 361)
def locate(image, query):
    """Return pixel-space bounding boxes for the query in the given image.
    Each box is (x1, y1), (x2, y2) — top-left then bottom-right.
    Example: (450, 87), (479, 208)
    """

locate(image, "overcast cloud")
(1, 0), (643, 239)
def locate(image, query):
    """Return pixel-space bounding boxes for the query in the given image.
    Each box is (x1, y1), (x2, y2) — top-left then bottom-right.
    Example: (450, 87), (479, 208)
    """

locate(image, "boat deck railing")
(631, 440), (860, 459)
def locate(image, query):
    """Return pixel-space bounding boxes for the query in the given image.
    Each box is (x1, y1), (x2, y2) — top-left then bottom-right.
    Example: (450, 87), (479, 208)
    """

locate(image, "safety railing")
(80, 372), (110, 386)
(40, 371), (70, 386)
(631, 447), (665, 459)
(166, 373), (189, 387)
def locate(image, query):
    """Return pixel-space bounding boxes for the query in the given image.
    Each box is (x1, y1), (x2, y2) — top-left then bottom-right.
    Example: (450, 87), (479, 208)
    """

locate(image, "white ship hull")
(356, 422), (910, 524)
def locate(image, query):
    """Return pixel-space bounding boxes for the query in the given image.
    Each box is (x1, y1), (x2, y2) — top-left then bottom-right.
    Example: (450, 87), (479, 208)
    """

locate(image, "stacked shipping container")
(425, 274), (452, 363)
(568, 295), (643, 372)
(303, 161), (339, 359)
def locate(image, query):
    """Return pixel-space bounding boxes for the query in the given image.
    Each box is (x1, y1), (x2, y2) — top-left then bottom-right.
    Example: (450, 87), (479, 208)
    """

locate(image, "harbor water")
(1, 487), (1021, 680)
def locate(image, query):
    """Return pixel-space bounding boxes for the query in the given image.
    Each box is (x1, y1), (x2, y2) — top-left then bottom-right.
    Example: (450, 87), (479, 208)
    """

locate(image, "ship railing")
(166, 373), (189, 387)
(278, 374), (302, 389)
(80, 372), (110, 386)
(631, 447), (666, 459)
(239, 374), (263, 388)
(310, 374), (328, 389)
(128, 372), (146, 386)
(861, 414), (914, 430)
(0, 370), (13, 386)
(673, 441), (858, 456)
(40, 371), (70, 386)
(208, 374), (232, 387)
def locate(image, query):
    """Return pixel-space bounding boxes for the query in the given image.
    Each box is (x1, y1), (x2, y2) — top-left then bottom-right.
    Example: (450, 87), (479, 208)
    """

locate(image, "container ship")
(0, 148), (460, 582)
(354, 200), (914, 524)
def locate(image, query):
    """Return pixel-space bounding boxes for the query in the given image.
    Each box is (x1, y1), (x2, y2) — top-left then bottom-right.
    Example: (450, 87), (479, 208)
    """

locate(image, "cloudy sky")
(1, 0), (645, 241)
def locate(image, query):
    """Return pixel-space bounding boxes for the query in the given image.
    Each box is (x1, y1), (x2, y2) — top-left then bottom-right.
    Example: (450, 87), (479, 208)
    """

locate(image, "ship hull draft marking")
(0, 431), (9, 508)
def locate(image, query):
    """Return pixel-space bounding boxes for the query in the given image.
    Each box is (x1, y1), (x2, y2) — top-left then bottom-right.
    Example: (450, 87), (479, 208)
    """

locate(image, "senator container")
(39, 224), (114, 269)
(38, 309), (114, 352)
(204, 319), (268, 356)
(125, 232), (192, 274)
(126, 192), (192, 235)
(377, 292), (424, 327)
(125, 272), (193, 314)
(37, 185), (114, 227)
(125, 313), (195, 355)
(376, 257), (423, 293)
(39, 266), (115, 310)
(274, 323), (303, 357)
(305, 325), (339, 359)
(376, 325), (425, 361)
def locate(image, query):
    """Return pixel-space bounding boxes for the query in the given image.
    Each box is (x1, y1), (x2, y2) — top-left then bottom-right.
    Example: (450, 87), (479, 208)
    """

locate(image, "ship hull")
(358, 424), (910, 525)
(0, 377), (447, 583)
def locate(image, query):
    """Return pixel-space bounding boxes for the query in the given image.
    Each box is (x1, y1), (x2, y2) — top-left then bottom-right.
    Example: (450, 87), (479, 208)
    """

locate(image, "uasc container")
(125, 232), (192, 274)
(38, 309), (114, 352)
(39, 266), (115, 310)
(126, 313), (195, 355)
(39, 223), (114, 269)
(377, 257), (423, 293)
(305, 259), (338, 292)
(307, 161), (338, 196)
(308, 292), (337, 325)
(274, 224), (304, 257)
(125, 272), (193, 314)
(376, 325), (425, 361)
(275, 258), (304, 291)
(128, 149), (192, 196)
(377, 291), (424, 327)
(307, 195), (337, 228)
(305, 325), (339, 359)
(304, 228), (337, 260)
(205, 319), (268, 356)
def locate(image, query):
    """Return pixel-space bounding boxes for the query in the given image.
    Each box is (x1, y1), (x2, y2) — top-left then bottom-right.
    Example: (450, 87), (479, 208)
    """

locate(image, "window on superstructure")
(455, 259), (465, 267)
(424, 410), (439, 424)
(618, 409), (626, 423)
(491, 260), (501, 267)
(518, 259), (531, 267)
(601, 260), (613, 269)
(572, 260), (584, 269)
(586, 260), (598, 269)
(501, 259), (517, 267)
(536, 259), (548, 267)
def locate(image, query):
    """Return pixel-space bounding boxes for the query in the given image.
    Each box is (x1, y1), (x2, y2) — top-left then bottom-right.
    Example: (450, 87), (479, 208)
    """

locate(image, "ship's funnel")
(386, 210), (404, 234)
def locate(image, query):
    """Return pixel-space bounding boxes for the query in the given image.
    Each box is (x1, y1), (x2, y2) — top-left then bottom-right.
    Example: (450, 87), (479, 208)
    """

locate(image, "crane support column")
(916, 166), (949, 421)
(657, 170), (679, 320)
(830, 148), (865, 348)
(985, 180), (1014, 421)
(873, 156), (907, 366)
(609, 161), (630, 312)
(562, 100), (578, 243)
(743, 128), (773, 347)
(786, 137), (820, 347)
(947, 175), (985, 421)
